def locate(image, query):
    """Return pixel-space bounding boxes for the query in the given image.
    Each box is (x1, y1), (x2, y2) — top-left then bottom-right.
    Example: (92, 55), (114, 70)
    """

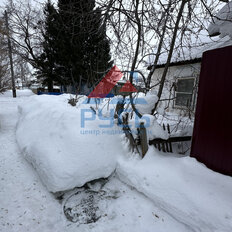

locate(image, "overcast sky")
(0, 0), (226, 72)
(0, 0), (55, 9)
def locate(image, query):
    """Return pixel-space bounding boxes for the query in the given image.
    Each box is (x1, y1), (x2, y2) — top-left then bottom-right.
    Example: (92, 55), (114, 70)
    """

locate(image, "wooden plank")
(168, 136), (192, 142)
(166, 124), (173, 152)
(165, 142), (169, 152)
(114, 101), (124, 119)
(167, 124), (171, 134)
(169, 142), (173, 153)
(157, 142), (161, 151)
(149, 136), (192, 145)
(140, 122), (148, 158)
(162, 142), (166, 152)
(148, 123), (191, 153)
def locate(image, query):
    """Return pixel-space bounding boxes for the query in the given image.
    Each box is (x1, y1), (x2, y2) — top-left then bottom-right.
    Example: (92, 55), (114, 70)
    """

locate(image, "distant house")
(148, 36), (232, 114)
(149, 1), (232, 115)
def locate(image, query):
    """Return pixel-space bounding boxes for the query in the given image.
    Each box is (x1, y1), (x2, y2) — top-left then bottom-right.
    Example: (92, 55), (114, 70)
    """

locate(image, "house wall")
(151, 62), (201, 115)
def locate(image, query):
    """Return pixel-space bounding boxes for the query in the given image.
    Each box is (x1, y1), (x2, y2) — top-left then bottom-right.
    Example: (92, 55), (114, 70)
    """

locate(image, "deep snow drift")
(117, 147), (232, 232)
(16, 95), (124, 192)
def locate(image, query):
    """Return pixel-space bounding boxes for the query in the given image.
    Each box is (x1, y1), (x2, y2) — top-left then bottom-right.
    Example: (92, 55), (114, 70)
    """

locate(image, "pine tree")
(37, 0), (112, 92)
(56, 0), (113, 91)
(83, 7), (113, 86)
(36, 0), (61, 92)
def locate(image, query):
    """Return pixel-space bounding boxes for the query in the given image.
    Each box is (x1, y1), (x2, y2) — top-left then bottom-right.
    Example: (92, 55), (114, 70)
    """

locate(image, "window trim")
(174, 77), (196, 109)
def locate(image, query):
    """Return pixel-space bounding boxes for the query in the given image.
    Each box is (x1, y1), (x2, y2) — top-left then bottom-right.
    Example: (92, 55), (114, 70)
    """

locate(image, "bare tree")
(3, 0), (227, 109)
(97, 0), (224, 118)
(5, 0), (44, 68)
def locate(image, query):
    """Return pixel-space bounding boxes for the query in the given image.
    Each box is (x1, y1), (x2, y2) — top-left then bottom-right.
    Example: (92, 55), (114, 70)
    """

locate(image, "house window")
(175, 77), (195, 108)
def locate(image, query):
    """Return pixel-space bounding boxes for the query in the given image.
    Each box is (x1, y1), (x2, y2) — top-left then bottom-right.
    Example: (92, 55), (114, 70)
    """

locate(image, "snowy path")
(0, 91), (191, 231)
(0, 95), (64, 232)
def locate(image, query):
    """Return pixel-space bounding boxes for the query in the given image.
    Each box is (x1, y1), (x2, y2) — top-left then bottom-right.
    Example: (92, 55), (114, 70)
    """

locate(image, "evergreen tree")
(36, 0), (61, 92)
(83, 7), (113, 87)
(37, 0), (112, 92)
(56, 0), (113, 90)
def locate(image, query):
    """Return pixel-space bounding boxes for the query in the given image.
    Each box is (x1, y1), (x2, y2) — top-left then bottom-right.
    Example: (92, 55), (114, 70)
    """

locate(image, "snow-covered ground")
(0, 91), (63, 232)
(1, 90), (232, 232)
(0, 90), (190, 231)
(118, 147), (232, 232)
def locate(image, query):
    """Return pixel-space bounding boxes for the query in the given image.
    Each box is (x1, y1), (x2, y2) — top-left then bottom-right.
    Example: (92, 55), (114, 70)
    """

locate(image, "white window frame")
(174, 77), (196, 109)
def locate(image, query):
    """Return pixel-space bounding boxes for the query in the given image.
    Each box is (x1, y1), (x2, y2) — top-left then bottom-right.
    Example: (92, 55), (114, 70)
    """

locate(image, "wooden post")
(167, 124), (172, 152)
(122, 113), (140, 154)
(162, 142), (166, 152)
(163, 123), (166, 131)
(165, 142), (169, 152)
(114, 100), (124, 121)
(140, 122), (148, 158)
(5, 10), (16, 98)
(167, 124), (171, 133)
(162, 124), (168, 152)
(158, 142), (161, 151)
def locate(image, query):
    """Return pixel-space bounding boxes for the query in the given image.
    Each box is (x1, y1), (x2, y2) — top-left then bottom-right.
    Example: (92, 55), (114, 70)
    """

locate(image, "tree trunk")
(151, 0), (188, 115)
(47, 79), (53, 92)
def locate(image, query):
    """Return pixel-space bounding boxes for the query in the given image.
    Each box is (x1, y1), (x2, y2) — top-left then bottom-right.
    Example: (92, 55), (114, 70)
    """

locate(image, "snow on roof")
(189, 35), (232, 58)
(208, 1), (232, 38)
(148, 36), (232, 68)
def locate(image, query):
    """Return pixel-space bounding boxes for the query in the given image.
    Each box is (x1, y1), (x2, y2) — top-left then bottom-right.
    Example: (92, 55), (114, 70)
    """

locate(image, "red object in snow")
(190, 45), (232, 176)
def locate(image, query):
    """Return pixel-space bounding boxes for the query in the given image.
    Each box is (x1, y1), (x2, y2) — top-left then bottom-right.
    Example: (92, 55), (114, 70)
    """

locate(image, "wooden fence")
(115, 101), (192, 158)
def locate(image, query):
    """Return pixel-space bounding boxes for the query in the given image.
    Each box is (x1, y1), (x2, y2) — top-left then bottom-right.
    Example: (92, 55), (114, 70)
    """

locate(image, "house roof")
(148, 1), (232, 70)
(147, 36), (232, 70)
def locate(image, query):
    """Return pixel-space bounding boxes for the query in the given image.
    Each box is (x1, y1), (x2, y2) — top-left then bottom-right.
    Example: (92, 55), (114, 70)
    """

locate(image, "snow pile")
(15, 92), (166, 193)
(117, 146), (232, 232)
(135, 92), (158, 115)
(140, 114), (168, 140)
(208, 1), (232, 38)
(16, 95), (124, 192)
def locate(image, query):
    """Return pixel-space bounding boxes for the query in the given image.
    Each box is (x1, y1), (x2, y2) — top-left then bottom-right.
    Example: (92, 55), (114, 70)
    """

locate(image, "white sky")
(0, 0), (228, 73)
(0, 0), (55, 9)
